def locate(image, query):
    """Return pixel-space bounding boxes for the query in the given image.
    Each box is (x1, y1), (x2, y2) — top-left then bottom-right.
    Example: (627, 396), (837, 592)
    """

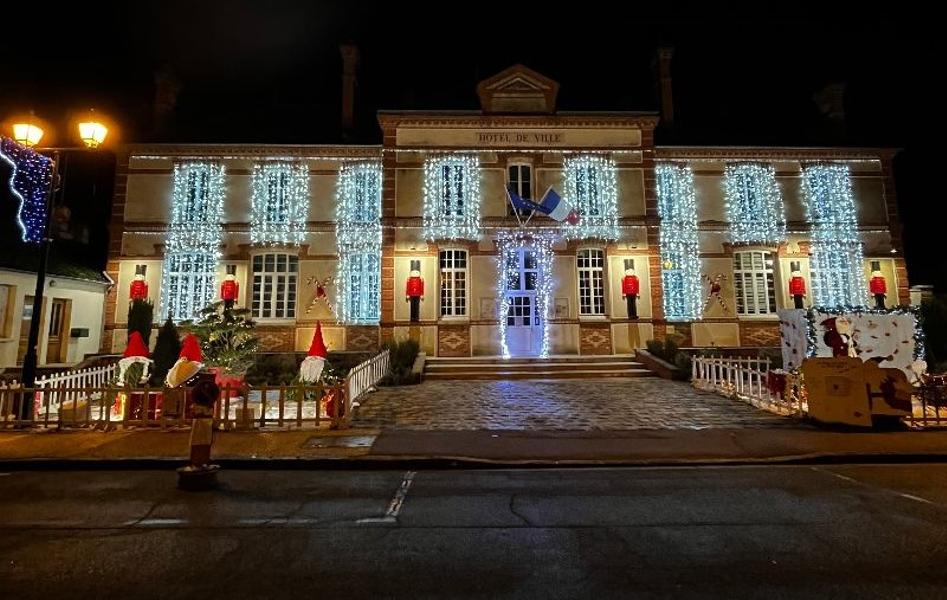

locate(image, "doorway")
(45, 299), (70, 364)
(503, 248), (542, 356)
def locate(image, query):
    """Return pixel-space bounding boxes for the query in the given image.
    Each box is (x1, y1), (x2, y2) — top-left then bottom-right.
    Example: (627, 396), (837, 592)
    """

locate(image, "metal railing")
(344, 348), (390, 418)
(909, 374), (947, 428)
(692, 355), (804, 417)
(0, 383), (345, 430)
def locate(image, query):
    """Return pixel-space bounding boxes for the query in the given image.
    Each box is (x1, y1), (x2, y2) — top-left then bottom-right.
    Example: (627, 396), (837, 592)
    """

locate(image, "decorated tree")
(127, 299), (154, 346)
(183, 301), (259, 375)
(151, 316), (181, 385)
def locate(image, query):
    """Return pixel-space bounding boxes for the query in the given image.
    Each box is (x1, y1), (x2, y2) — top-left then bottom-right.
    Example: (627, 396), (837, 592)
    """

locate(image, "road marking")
(357, 470), (416, 524)
(125, 518), (188, 527)
(811, 467), (938, 506)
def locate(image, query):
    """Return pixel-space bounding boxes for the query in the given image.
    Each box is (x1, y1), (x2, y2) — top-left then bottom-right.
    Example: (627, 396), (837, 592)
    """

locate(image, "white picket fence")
(35, 363), (117, 410)
(692, 355), (804, 416)
(344, 348), (390, 416)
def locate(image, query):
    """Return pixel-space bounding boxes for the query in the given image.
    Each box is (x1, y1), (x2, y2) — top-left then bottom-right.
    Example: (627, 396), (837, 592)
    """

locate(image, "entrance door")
(45, 299), (69, 364)
(504, 249), (542, 356)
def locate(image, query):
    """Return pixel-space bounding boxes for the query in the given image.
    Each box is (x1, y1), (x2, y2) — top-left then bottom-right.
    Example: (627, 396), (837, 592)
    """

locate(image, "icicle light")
(656, 163), (703, 321)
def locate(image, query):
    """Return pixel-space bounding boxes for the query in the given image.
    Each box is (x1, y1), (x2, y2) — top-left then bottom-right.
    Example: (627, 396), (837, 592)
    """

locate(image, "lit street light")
(5, 113), (110, 422)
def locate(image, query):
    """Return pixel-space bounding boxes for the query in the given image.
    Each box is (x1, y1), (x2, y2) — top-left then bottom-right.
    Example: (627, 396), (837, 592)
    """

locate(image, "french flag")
(506, 186), (579, 224)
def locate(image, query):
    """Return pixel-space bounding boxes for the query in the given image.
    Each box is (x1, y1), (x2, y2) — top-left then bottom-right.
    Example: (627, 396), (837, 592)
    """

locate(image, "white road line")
(357, 470), (416, 525)
(811, 466), (938, 506)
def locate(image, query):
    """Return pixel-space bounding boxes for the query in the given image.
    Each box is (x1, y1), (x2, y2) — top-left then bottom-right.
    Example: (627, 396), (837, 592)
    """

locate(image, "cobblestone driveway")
(353, 378), (798, 431)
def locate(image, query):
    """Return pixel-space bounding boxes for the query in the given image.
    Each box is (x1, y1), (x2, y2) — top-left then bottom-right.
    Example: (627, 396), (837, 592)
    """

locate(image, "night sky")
(1, 3), (940, 290)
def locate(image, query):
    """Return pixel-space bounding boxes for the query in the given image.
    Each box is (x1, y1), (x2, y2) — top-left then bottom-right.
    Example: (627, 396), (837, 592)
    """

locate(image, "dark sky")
(1, 2), (940, 289)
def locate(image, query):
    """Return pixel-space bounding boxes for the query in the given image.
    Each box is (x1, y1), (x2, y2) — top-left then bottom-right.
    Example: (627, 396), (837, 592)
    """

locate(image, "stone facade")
(102, 65), (908, 359)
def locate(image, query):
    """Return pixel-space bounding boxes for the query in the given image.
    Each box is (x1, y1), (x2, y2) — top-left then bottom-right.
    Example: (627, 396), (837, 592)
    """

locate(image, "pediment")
(477, 64), (559, 114)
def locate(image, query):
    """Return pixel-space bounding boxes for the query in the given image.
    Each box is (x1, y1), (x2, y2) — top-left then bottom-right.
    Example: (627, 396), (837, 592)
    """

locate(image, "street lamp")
(6, 113), (110, 422)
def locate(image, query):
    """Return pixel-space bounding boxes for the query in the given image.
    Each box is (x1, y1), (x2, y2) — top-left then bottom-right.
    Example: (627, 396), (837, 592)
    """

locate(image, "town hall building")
(101, 64), (907, 359)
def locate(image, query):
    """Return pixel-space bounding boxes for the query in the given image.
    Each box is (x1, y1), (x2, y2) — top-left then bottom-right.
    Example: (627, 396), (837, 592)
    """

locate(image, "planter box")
(635, 349), (682, 380)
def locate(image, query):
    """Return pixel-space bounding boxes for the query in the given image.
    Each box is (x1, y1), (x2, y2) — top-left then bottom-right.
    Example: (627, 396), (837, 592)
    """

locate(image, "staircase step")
(426, 361), (645, 372)
(424, 368), (655, 380)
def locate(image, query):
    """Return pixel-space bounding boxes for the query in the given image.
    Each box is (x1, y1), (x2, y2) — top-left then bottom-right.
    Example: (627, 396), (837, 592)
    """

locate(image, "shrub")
(127, 299), (154, 347)
(150, 317), (181, 386)
(381, 339), (421, 386)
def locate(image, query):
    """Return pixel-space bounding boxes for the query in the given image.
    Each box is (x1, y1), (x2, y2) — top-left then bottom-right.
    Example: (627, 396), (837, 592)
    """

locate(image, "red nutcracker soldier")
(869, 260), (887, 309)
(220, 264), (239, 310)
(788, 261), (806, 309)
(622, 259), (640, 319)
(406, 260), (424, 323)
(129, 264), (149, 301)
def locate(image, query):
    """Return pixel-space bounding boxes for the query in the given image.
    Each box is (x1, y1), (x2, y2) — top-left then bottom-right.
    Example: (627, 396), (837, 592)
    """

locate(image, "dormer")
(476, 64), (559, 114)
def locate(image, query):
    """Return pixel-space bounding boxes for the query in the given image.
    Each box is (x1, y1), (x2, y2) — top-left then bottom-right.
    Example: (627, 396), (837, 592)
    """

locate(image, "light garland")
(802, 164), (867, 307)
(422, 154), (481, 241)
(250, 162), (308, 246)
(562, 154), (619, 240)
(0, 136), (53, 243)
(161, 162), (225, 321)
(496, 230), (557, 358)
(336, 162), (382, 324)
(724, 163), (786, 244)
(656, 163), (703, 321)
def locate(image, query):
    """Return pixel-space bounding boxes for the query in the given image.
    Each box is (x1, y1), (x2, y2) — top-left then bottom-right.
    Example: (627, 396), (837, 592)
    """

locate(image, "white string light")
(250, 162), (309, 246)
(161, 162), (225, 321)
(802, 163), (867, 307)
(656, 163), (703, 321)
(562, 154), (619, 240)
(336, 161), (382, 324)
(496, 230), (557, 358)
(422, 154), (481, 241)
(724, 163), (786, 244)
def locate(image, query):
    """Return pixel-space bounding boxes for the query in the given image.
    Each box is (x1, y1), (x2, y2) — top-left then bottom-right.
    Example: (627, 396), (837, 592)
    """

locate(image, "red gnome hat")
(307, 322), (328, 359)
(123, 331), (150, 358)
(179, 334), (203, 362)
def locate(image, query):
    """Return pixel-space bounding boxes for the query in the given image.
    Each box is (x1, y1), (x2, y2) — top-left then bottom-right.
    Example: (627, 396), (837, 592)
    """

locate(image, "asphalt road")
(2, 464), (947, 599)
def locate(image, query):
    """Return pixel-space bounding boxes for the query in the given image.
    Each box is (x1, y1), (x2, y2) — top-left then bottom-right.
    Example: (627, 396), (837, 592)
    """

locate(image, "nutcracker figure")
(621, 259), (640, 319)
(129, 264), (149, 301)
(788, 262), (806, 309)
(220, 264), (239, 309)
(869, 261), (887, 309)
(406, 260), (424, 323)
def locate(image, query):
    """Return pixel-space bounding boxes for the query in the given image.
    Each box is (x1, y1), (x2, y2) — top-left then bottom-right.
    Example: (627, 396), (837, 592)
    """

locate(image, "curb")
(5, 452), (947, 471)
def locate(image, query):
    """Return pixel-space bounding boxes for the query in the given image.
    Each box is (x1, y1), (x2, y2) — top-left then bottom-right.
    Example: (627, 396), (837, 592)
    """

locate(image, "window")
(732, 251), (777, 315)
(0, 284), (14, 337)
(507, 163), (532, 216)
(724, 163), (786, 244)
(439, 250), (468, 317)
(337, 252), (381, 324)
(251, 253), (298, 319)
(250, 162), (308, 246)
(563, 155), (619, 240)
(422, 155), (481, 240)
(577, 249), (605, 316)
(162, 251), (218, 321)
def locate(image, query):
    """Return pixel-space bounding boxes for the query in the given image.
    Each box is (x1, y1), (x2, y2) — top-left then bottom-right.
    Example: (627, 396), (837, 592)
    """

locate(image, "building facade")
(102, 65), (907, 357)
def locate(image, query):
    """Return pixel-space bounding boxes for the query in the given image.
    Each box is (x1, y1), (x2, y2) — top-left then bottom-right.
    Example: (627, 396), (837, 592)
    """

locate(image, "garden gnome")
(788, 262), (806, 309)
(165, 333), (204, 388)
(220, 264), (239, 309)
(118, 331), (152, 385)
(869, 261), (887, 309)
(406, 260), (424, 323)
(299, 322), (328, 383)
(129, 264), (149, 301)
(622, 260), (639, 319)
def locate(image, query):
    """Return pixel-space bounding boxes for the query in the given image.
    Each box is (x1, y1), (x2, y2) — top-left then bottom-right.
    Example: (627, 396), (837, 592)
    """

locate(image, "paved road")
(354, 379), (795, 430)
(2, 465), (947, 598)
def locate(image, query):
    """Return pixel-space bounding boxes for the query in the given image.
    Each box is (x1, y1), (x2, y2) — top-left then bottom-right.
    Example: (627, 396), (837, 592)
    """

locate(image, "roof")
(0, 243), (111, 284)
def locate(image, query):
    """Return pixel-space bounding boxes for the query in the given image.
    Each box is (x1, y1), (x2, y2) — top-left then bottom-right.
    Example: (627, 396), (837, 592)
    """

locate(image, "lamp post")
(7, 113), (109, 422)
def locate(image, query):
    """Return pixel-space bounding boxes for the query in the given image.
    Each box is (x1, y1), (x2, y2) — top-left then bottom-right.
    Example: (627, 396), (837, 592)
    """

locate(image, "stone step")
(426, 361), (645, 372)
(423, 368), (656, 380)
(426, 355), (637, 365)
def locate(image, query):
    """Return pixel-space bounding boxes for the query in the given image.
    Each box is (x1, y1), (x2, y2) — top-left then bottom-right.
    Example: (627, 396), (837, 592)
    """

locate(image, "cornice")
(655, 146), (898, 161)
(124, 143), (380, 159)
(377, 112), (660, 130)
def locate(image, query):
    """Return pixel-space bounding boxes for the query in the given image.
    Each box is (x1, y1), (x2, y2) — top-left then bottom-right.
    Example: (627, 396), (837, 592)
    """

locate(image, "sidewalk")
(3, 427), (947, 466)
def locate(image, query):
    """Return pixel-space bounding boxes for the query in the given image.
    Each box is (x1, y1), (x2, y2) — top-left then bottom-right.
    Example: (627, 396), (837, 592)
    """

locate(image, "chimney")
(656, 46), (675, 127)
(340, 43), (359, 138)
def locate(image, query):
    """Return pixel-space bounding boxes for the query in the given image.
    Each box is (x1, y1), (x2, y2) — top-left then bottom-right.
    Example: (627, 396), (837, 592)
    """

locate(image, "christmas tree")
(183, 301), (259, 374)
